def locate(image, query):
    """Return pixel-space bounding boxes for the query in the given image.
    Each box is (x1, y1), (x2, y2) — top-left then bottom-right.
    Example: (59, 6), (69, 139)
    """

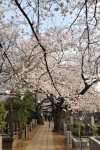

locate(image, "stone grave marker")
(91, 116), (94, 124)
(67, 131), (72, 150)
(63, 122), (67, 135)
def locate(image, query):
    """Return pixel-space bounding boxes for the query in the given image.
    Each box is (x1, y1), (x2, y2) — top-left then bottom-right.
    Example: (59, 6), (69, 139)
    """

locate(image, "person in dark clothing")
(48, 114), (52, 121)
(48, 114), (52, 127)
(44, 114), (48, 121)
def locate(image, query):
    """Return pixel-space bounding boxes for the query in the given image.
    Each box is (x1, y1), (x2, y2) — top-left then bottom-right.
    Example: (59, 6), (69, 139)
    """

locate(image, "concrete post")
(35, 119), (37, 125)
(30, 122), (32, 131)
(15, 123), (18, 135)
(63, 122), (67, 135)
(10, 122), (14, 137)
(0, 136), (2, 150)
(32, 119), (34, 128)
(25, 125), (27, 138)
(70, 116), (73, 125)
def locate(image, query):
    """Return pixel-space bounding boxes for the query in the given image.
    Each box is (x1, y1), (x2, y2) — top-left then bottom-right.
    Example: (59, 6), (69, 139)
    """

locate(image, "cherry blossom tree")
(0, 0), (100, 130)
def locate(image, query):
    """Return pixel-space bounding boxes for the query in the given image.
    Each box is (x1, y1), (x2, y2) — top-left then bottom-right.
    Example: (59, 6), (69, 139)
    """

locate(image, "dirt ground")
(53, 132), (67, 150)
(15, 125), (67, 150)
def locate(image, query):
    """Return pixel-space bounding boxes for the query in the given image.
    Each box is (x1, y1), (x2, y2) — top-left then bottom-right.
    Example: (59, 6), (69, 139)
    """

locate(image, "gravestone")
(91, 116), (94, 124)
(78, 110), (84, 121)
(63, 122), (67, 135)
(94, 112), (100, 124)
(73, 112), (77, 120)
(81, 114), (93, 136)
(84, 114), (91, 125)
(79, 111), (82, 117)
(70, 116), (73, 125)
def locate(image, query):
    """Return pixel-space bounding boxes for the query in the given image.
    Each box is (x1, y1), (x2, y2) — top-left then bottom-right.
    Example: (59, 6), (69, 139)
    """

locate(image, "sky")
(0, 0), (78, 34)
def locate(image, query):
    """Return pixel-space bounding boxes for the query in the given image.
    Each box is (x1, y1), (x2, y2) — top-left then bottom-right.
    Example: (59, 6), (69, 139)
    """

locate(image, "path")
(25, 122), (54, 150)
(16, 122), (67, 150)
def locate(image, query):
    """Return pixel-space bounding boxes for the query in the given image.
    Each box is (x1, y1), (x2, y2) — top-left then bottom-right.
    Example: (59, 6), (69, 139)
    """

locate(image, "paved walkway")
(24, 122), (54, 150)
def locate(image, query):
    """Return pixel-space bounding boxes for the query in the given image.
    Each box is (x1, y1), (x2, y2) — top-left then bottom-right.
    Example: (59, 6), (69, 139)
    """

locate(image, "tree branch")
(15, 0), (61, 96)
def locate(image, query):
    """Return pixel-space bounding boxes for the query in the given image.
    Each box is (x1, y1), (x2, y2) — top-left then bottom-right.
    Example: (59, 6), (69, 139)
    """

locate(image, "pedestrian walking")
(48, 114), (52, 127)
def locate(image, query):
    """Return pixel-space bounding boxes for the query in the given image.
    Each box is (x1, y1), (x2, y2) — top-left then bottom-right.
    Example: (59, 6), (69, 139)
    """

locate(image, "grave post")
(15, 123), (18, 135)
(25, 125), (27, 138)
(30, 121), (32, 131)
(67, 131), (72, 150)
(0, 136), (2, 150)
(10, 122), (14, 137)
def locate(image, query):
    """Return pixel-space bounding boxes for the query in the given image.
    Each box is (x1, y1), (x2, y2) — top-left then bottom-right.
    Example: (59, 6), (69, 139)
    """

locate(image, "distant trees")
(4, 91), (36, 125)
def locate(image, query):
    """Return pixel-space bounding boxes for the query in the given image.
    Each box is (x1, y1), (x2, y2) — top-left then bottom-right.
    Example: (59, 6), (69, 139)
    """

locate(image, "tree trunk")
(36, 106), (44, 125)
(53, 108), (63, 132)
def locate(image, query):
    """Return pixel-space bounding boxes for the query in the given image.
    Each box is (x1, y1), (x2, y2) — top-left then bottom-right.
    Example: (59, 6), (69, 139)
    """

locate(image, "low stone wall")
(89, 137), (100, 150)
(72, 137), (89, 148)
(2, 135), (19, 150)
(72, 137), (80, 148)
(2, 122), (37, 150)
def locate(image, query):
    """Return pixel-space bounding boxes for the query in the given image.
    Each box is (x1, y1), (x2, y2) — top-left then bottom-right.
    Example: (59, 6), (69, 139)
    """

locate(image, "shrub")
(72, 127), (79, 136)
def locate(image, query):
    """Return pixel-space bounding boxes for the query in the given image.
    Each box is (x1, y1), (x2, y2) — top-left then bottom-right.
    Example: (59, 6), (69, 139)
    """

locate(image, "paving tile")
(25, 122), (54, 150)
